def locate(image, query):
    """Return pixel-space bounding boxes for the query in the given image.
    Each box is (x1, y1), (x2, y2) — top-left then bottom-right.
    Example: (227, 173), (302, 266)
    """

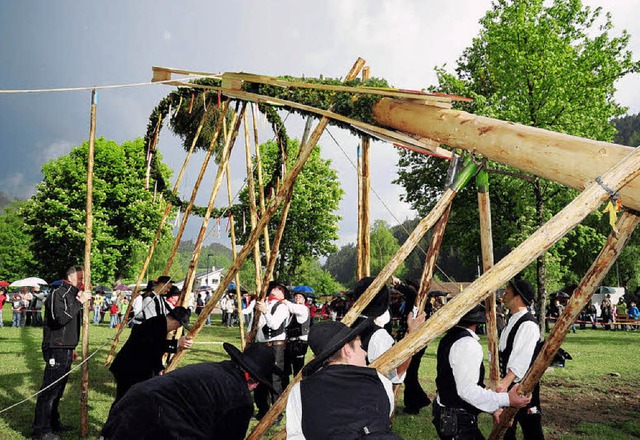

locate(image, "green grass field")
(0, 308), (639, 439)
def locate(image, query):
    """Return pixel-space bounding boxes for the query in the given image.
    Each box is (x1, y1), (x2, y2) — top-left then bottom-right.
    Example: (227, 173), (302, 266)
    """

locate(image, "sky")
(1, 0), (639, 251)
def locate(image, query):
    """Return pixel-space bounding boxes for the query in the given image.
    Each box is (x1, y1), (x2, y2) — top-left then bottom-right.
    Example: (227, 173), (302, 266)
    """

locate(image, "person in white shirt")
(282, 292), (310, 388)
(433, 304), (531, 440)
(286, 319), (401, 440)
(497, 279), (544, 440)
(133, 276), (173, 325)
(254, 281), (290, 419)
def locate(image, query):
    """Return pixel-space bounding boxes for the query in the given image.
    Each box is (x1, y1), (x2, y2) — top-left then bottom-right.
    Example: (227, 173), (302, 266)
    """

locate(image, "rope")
(325, 127), (457, 284)
(0, 75), (219, 94)
(0, 336), (115, 415)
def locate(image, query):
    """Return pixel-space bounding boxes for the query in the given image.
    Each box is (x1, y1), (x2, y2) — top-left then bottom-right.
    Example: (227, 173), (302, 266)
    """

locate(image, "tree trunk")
(534, 179), (547, 338)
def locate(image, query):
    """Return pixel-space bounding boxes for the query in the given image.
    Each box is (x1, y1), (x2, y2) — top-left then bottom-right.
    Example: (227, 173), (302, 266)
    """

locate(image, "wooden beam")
(490, 209), (640, 439)
(372, 98), (640, 211)
(357, 66), (372, 279)
(252, 103), (272, 265)
(369, 145), (640, 378)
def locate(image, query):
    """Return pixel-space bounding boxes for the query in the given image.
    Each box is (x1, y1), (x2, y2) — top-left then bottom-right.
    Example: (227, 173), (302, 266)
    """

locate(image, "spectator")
(601, 298), (613, 330)
(109, 300), (119, 329)
(628, 300), (639, 331)
(614, 297), (628, 331)
(12, 292), (24, 327)
(0, 287), (7, 327)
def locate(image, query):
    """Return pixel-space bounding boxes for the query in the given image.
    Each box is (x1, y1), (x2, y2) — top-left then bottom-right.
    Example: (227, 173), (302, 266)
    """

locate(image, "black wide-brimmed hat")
(301, 318), (373, 377)
(459, 304), (486, 325)
(165, 285), (181, 298)
(167, 306), (191, 330)
(156, 275), (173, 284)
(509, 279), (536, 306)
(224, 342), (277, 393)
(350, 277), (390, 318)
(267, 281), (289, 297)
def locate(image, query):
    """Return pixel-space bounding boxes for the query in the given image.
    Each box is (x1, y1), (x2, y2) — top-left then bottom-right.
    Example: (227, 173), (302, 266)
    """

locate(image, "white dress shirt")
(437, 327), (510, 413)
(285, 302), (310, 341)
(367, 328), (406, 384)
(499, 309), (540, 381)
(286, 370), (394, 440)
(256, 299), (290, 342)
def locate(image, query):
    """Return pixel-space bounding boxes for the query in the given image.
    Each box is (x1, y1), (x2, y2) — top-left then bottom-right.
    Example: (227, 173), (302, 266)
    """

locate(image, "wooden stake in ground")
(80, 89), (97, 438)
(252, 103), (272, 262)
(477, 169), (500, 388)
(369, 146), (640, 379)
(357, 66), (371, 279)
(104, 110), (206, 365)
(489, 210), (640, 439)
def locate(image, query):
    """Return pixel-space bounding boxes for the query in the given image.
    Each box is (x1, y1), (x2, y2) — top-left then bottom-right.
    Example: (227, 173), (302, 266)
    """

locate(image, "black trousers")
(403, 346), (431, 411)
(432, 404), (484, 440)
(254, 343), (285, 418)
(33, 348), (74, 436)
(504, 408), (544, 440)
(283, 339), (308, 389)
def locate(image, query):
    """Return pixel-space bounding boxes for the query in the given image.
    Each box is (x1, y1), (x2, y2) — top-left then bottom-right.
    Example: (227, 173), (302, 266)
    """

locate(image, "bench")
(610, 314), (639, 329)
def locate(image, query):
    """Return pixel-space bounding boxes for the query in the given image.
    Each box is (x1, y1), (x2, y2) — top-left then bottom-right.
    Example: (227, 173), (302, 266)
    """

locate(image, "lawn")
(0, 307), (639, 439)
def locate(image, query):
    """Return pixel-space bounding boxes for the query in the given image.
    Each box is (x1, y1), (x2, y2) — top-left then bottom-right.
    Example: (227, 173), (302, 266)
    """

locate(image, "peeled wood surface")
(370, 145), (640, 377)
(372, 98), (640, 211)
(489, 210), (640, 439)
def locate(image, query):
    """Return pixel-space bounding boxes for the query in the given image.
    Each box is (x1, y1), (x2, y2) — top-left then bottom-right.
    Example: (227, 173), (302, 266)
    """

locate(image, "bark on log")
(243, 112), (263, 294)
(357, 66), (371, 279)
(226, 162), (245, 349)
(489, 210), (640, 439)
(369, 146), (640, 378)
(372, 98), (640, 211)
(252, 103), (272, 263)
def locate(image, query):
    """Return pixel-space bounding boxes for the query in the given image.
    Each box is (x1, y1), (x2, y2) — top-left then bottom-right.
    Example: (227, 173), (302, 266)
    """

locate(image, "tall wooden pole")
(105, 111), (206, 365)
(237, 60), (369, 440)
(489, 210), (640, 439)
(252, 103), (272, 261)
(477, 169), (500, 388)
(80, 89), (97, 438)
(163, 102), (228, 274)
(244, 112), (264, 294)
(145, 116), (162, 190)
(225, 161), (246, 349)
(369, 146), (640, 378)
(357, 66), (371, 279)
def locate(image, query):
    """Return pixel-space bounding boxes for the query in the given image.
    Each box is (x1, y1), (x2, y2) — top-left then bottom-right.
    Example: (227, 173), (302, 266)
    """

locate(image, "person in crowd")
(108, 306), (193, 406)
(587, 300), (598, 330)
(497, 279), (544, 440)
(628, 300), (639, 330)
(601, 297), (613, 330)
(24, 290), (34, 326)
(286, 318), (401, 439)
(282, 290), (310, 388)
(32, 266), (91, 440)
(614, 297), (627, 331)
(134, 276), (173, 324)
(93, 292), (104, 324)
(103, 342), (277, 440)
(254, 281), (290, 420)
(242, 293), (256, 331)
(225, 293), (237, 327)
(32, 287), (46, 326)
(0, 287), (7, 327)
(11, 292), (24, 327)
(163, 285), (181, 309)
(109, 299), (119, 329)
(118, 296), (128, 325)
(433, 304), (531, 439)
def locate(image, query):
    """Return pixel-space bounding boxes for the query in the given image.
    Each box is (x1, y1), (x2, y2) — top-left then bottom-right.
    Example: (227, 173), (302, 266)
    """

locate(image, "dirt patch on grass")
(541, 375), (640, 438)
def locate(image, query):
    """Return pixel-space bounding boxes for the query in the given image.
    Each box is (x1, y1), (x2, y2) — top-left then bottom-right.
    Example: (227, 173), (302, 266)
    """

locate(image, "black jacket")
(103, 361), (254, 440)
(42, 282), (83, 350)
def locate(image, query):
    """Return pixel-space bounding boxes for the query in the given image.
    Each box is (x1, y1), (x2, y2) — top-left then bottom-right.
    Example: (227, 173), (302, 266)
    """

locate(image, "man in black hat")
(282, 290), (310, 388)
(497, 279), (544, 440)
(103, 342), (277, 440)
(134, 275), (173, 324)
(109, 306), (193, 405)
(433, 304), (531, 439)
(286, 319), (402, 439)
(351, 277), (424, 385)
(254, 281), (290, 419)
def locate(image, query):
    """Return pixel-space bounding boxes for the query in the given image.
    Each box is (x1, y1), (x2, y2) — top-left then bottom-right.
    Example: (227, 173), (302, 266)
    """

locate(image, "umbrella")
(227, 283), (248, 293)
(554, 291), (570, 298)
(598, 286), (617, 294)
(10, 277), (48, 288)
(292, 285), (315, 294)
(114, 284), (130, 291)
(95, 285), (112, 294)
(0, 281), (9, 287)
(428, 290), (448, 297)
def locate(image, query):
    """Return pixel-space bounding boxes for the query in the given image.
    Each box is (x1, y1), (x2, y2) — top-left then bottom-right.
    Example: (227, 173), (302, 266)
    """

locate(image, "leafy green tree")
(370, 220), (407, 279)
(237, 138), (343, 283)
(614, 113), (640, 147)
(323, 243), (357, 287)
(293, 257), (344, 296)
(0, 201), (35, 280)
(396, 0), (639, 305)
(24, 138), (173, 284)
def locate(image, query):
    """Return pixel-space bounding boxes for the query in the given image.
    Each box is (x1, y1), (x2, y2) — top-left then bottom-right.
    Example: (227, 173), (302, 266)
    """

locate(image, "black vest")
(435, 326), (485, 415)
(286, 310), (310, 339)
(300, 365), (400, 439)
(499, 312), (541, 408)
(262, 301), (286, 340)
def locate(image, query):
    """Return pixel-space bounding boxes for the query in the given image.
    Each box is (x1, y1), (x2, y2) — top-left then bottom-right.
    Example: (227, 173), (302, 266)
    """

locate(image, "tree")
(0, 201), (35, 280)
(23, 137), (173, 284)
(237, 138), (343, 283)
(294, 257), (344, 296)
(370, 220), (407, 279)
(396, 0), (639, 309)
(323, 243), (357, 287)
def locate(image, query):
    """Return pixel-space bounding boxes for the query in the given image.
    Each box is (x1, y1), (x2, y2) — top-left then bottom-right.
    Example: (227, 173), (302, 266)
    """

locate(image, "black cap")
(350, 277), (390, 318)
(459, 304), (486, 325)
(167, 306), (191, 330)
(224, 343), (278, 394)
(165, 285), (181, 298)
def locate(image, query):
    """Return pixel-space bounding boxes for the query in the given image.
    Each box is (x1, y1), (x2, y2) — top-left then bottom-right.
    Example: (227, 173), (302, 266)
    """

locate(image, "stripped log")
(369, 146), (640, 379)
(477, 169), (500, 388)
(489, 210), (640, 439)
(252, 103), (272, 263)
(357, 66), (371, 278)
(80, 89), (97, 438)
(372, 98), (640, 211)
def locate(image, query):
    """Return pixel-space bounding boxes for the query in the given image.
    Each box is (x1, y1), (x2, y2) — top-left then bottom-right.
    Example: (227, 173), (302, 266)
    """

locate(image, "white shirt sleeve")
(377, 372), (395, 416)
(508, 321), (540, 381)
(264, 301), (290, 330)
(286, 382), (305, 440)
(450, 334), (510, 413)
(368, 329), (406, 384)
(242, 300), (255, 315)
(286, 302), (310, 323)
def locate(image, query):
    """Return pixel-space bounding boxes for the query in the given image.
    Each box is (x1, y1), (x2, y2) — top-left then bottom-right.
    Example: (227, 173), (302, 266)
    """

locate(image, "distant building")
(174, 266), (224, 291)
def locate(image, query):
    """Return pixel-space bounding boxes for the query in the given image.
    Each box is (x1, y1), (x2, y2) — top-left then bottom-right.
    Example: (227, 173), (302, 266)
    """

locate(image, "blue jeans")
(12, 311), (23, 327)
(93, 307), (101, 324)
(110, 314), (118, 328)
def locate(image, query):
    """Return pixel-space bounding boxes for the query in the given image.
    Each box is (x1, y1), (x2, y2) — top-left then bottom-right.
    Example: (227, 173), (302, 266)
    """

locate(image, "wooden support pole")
(145, 116), (162, 190)
(252, 103), (272, 262)
(357, 66), (371, 279)
(246, 58), (366, 439)
(477, 169), (500, 388)
(178, 105), (244, 308)
(489, 210), (640, 439)
(369, 146), (640, 379)
(372, 98), (640, 212)
(163, 102), (228, 274)
(105, 111), (205, 365)
(80, 89), (97, 438)
(225, 161), (246, 349)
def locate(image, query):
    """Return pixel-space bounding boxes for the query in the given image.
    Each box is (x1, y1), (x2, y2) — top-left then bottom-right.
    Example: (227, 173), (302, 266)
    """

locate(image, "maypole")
(357, 65), (371, 278)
